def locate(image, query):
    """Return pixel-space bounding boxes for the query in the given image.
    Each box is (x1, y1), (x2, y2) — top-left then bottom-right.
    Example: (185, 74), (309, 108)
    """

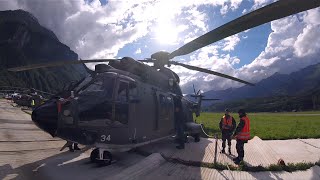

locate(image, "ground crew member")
(174, 95), (185, 149)
(233, 109), (250, 165)
(219, 108), (236, 154)
(170, 80), (185, 150)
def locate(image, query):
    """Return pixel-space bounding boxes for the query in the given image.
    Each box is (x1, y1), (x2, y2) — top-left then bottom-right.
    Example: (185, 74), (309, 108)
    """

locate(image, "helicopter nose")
(31, 100), (58, 137)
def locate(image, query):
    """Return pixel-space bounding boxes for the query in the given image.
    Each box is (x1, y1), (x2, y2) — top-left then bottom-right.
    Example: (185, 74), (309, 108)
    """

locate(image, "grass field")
(195, 112), (320, 140)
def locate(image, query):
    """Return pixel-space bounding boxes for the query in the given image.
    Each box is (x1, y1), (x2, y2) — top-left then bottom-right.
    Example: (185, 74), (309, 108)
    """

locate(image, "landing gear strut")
(90, 148), (113, 166)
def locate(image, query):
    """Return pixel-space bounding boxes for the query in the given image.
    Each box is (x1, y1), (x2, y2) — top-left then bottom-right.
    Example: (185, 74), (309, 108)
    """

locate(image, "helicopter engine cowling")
(185, 122), (202, 134)
(185, 122), (209, 138)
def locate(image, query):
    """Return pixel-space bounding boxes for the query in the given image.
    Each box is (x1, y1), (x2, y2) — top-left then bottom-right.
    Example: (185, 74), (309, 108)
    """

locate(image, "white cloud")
(294, 25), (320, 57)
(230, 0), (243, 10)
(220, 5), (229, 15)
(238, 8), (320, 82)
(135, 48), (142, 54)
(252, 0), (274, 10)
(222, 34), (240, 51)
(219, 0), (243, 15)
(242, 9), (247, 14)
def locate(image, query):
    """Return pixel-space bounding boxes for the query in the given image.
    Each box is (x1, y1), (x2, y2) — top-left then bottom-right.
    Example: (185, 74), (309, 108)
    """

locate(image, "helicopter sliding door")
(114, 80), (130, 125)
(156, 92), (174, 133)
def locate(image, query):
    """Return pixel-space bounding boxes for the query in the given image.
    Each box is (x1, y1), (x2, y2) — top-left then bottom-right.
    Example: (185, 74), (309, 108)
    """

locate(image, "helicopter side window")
(84, 81), (103, 92)
(129, 83), (138, 99)
(159, 94), (171, 120)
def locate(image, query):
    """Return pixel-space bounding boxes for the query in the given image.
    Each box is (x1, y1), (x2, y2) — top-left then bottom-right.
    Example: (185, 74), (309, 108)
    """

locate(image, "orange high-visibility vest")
(237, 116), (250, 140)
(222, 115), (233, 130)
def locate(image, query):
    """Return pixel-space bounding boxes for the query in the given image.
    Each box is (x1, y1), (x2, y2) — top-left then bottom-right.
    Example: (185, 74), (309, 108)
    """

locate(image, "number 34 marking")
(101, 135), (111, 142)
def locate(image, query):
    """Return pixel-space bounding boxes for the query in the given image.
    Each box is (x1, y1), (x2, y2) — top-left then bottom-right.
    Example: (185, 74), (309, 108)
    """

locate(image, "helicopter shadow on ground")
(0, 146), (144, 180)
(136, 136), (220, 179)
(0, 147), (90, 180)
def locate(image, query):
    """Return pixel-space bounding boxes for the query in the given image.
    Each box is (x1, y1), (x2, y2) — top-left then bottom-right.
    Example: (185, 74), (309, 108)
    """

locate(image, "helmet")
(238, 109), (246, 114)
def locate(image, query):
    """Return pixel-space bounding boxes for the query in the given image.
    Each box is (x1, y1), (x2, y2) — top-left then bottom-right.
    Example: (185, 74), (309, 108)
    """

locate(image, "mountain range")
(202, 63), (320, 111)
(0, 10), (87, 93)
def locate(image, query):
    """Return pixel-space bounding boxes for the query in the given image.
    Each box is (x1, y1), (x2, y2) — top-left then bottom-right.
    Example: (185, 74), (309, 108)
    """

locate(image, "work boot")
(74, 144), (81, 150)
(233, 157), (242, 165)
(234, 159), (241, 165)
(220, 149), (225, 154)
(228, 148), (232, 155)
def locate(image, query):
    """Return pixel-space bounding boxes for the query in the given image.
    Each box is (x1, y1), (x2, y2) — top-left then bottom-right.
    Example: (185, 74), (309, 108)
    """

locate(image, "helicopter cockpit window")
(74, 76), (93, 92)
(77, 77), (114, 99)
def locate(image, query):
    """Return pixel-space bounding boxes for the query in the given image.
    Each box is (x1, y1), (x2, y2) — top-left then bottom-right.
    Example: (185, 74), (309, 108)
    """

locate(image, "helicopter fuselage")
(32, 58), (203, 152)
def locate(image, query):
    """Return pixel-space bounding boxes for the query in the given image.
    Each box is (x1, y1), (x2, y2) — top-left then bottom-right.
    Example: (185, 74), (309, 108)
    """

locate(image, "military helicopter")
(0, 87), (50, 107)
(13, 89), (52, 108)
(3, 87), (52, 107)
(8, 0), (320, 165)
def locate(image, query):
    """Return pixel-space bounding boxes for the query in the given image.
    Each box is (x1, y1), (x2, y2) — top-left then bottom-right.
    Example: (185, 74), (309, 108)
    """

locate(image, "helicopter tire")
(97, 151), (113, 166)
(193, 134), (200, 142)
(90, 148), (99, 163)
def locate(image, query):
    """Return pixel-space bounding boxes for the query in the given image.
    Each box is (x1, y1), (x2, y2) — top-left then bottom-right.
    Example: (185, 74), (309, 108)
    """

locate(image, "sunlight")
(155, 22), (178, 45)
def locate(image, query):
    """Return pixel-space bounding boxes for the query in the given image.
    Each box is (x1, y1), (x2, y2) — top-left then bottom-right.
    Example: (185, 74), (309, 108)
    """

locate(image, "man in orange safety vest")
(219, 108), (236, 154)
(233, 109), (250, 165)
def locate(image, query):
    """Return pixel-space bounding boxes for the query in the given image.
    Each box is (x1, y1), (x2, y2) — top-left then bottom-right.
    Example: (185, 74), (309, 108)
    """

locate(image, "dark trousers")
(174, 111), (185, 147)
(236, 140), (247, 160)
(221, 131), (232, 149)
(176, 124), (185, 146)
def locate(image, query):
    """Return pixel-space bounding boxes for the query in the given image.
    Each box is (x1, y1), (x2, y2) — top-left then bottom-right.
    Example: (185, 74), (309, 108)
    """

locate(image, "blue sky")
(1, 0), (320, 93)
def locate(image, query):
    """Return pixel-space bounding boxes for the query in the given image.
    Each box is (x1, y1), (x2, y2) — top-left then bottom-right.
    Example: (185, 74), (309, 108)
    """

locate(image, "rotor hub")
(151, 51), (170, 69)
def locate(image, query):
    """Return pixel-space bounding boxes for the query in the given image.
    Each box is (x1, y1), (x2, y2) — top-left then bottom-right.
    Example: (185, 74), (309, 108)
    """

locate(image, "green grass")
(195, 112), (320, 140)
(165, 156), (319, 172)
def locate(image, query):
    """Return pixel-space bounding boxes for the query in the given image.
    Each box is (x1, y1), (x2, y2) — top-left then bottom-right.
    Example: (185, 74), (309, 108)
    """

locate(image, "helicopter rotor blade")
(7, 59), (119, 72)
(171, 61), (254, 86)
(169, 0), (320, 59)
(202, 98), (220, 101)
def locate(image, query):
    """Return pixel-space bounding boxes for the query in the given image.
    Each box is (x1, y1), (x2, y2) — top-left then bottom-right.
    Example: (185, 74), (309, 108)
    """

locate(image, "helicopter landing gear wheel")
(90, 148), (99, 163)
(97, 149), (112, 166)
(193, 134), (200, 142)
